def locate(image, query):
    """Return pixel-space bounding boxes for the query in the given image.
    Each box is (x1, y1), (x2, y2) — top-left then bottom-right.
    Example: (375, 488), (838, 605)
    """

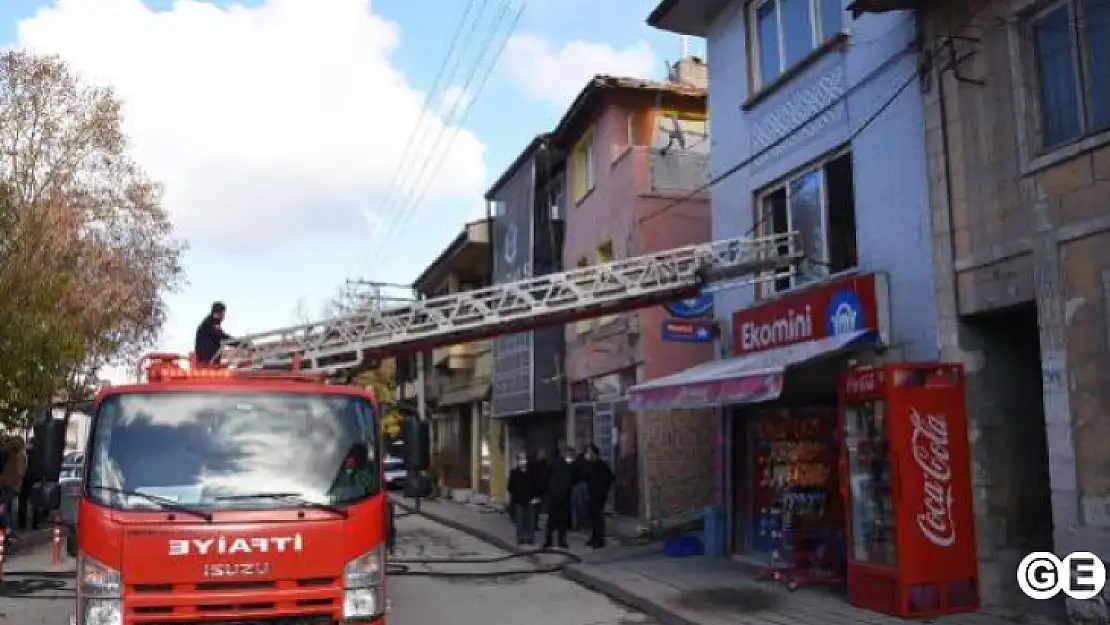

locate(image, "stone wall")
(638, 408), (715, 521)
(922, 2), (1110, 618)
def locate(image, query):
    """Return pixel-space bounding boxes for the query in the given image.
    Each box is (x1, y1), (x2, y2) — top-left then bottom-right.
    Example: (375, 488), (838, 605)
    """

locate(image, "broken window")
(758, 151), (857, 293)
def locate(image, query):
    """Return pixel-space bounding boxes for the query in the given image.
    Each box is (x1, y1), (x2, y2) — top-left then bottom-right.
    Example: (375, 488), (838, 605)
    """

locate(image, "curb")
(393, 498), (699, 625)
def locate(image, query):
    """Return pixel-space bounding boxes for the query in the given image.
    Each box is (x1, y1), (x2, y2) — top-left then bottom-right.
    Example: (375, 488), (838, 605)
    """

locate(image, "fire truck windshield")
(86, 391), (379, 511)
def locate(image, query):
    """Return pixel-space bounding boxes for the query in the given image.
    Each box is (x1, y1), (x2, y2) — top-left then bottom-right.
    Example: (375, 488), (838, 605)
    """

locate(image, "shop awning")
(628, 329), (878, 411)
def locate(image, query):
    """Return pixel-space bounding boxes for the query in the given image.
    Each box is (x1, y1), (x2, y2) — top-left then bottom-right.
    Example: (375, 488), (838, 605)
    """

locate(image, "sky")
(0, 0), (706, 382)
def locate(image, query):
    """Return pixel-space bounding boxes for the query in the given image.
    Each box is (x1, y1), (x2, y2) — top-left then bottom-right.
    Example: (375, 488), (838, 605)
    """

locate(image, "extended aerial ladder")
(220, 232), (804, 374)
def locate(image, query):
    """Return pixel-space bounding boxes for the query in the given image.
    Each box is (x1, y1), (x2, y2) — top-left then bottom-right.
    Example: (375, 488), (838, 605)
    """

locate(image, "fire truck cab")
(34, 352), (428, 625)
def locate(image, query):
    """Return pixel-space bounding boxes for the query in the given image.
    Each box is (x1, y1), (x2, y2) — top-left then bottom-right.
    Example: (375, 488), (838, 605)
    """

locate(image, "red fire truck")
(32, 232), (798, 625)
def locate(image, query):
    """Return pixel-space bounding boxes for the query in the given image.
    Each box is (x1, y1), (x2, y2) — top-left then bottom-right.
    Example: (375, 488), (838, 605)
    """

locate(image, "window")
(758, 152), (857, 293)
(88, 392), (379, 511)
(652, 111), (709, 154)
(1030, 0), (1110, 150)
(750, 0), (845, 89)
(571, 128), (597, 203)
(596, 241), (618, 325)
(597, 240), (614, 264)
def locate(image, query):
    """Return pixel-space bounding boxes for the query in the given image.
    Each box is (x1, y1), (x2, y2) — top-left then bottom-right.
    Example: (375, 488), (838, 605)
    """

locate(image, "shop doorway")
(613, 401), (640, 517)
(960, 304), (1055, 611)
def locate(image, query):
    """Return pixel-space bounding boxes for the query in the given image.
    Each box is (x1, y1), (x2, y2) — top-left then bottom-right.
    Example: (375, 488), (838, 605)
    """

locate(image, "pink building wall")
(562, 96), (712, 386)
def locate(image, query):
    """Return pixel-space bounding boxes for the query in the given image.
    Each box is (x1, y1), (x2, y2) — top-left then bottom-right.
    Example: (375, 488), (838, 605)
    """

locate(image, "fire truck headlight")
(79, 598), (123, 625)
(343, 586), (384, 620)
(77, 554), (123, 625)
(343, 544), (385, 620)
(343, 543), (384, 587)
(78, 554), (121, 598)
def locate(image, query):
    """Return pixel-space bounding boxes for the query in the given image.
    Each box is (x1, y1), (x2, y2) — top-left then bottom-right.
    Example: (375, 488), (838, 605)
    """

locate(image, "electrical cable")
(364, 0), (490, 271)
(635, 43), (919, 231)
(371, 0), (529, 268)
(369, 0), (511, 265)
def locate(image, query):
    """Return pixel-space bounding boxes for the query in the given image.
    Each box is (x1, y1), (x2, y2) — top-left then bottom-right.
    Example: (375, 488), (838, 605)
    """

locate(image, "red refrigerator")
(838, 363), (979, 618)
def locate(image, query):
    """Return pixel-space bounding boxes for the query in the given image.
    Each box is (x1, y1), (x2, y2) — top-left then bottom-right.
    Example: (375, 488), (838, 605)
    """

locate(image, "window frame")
(1026, 0), (1110, 154)
(748, 0), (844, 92)
(754, 149), (854, 296)
(571, 127), (597, 205)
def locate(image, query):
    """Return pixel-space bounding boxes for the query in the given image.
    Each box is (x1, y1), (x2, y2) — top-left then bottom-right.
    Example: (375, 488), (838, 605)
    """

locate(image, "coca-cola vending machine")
(838, 363), (979, 618)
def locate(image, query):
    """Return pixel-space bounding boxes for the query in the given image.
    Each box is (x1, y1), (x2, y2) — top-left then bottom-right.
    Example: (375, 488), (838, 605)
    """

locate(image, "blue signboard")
(662, 319), (716, 343)
(665, 293), (714, 319)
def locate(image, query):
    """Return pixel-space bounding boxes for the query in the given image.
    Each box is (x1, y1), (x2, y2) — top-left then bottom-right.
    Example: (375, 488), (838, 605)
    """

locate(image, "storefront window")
(748, 408), (840, 562)
(843, 400), (897, 567)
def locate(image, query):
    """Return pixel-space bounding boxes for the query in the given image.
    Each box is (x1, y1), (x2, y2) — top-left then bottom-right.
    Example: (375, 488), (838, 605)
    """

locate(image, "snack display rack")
(753, 408), (845, 591)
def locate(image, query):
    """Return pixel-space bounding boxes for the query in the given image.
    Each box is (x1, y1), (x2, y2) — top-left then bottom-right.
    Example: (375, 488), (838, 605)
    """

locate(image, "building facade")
(900, 0), (1109, 618)
(552, 65), (717, 521)
(486, 136), (567, 474)
(412, 219), (504, 501)
(648, 0), (942, 591)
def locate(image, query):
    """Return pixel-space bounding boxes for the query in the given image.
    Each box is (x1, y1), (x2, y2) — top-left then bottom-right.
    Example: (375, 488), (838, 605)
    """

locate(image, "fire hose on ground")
(0, 506), (584, 597)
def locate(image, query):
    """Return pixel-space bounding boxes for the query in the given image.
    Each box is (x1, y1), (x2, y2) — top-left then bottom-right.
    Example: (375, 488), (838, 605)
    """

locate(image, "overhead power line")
(371, 0), (528, 267)
(371, 0), (486, 239)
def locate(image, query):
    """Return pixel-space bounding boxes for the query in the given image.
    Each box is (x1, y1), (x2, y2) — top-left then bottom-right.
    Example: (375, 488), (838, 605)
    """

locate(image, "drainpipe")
(935, 38), (963, 317)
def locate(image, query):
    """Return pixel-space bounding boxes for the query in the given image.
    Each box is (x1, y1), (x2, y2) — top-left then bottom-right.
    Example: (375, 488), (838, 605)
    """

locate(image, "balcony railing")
(650, 149), (709, 193)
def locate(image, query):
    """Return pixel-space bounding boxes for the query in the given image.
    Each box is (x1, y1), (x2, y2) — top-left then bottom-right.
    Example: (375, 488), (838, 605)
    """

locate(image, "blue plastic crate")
(663, 534), (704, 557)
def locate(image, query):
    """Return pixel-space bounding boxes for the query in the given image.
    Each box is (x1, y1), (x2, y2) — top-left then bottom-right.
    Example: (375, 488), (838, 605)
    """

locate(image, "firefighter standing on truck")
(195, 301), (234, 364)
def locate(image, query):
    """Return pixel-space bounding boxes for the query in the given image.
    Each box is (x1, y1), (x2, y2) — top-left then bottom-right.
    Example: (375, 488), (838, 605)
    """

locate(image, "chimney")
(670, 56), (707, 89)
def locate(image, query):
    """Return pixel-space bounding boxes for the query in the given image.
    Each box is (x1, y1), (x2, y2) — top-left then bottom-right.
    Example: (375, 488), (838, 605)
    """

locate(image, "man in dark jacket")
(542, 447), (575, 549)
(584, 444), (614, 549)
(532, 447), (549, 527)
(570, 447), (589, 531)
(195, 302), (234, 364)
(507, 452), (540, 545)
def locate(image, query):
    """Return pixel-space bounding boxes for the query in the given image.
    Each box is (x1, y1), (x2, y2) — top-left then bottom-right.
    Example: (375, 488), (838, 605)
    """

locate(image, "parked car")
(60, 451), (85, 482)
(385, 455), (406, 490)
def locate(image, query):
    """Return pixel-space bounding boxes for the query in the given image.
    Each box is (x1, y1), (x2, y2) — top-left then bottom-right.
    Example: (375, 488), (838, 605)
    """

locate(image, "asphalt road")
(389, 512), (656, 624)
(0, 513), (656, 625)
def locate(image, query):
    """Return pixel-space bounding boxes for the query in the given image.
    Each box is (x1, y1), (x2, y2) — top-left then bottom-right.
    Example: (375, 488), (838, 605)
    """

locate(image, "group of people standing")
(507, 444), (613, 550)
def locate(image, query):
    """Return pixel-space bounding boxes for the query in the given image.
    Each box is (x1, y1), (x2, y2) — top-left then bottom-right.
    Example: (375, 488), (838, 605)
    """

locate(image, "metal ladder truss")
(222, 231), (803, 372)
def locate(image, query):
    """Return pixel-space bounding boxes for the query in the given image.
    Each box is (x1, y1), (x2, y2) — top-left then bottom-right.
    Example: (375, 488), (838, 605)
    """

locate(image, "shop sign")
(661, 319), (716, 343)
(732, 273), (882, 356)
(910, 406), (956, 548)
(664, 293), (714, 319)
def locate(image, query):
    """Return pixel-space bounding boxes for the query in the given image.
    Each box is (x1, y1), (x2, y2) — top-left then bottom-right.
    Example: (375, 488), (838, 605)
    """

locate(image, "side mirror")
(31, 481), (61, 511)
(402, 417), (430, 471)
(402, 474), (433, 498)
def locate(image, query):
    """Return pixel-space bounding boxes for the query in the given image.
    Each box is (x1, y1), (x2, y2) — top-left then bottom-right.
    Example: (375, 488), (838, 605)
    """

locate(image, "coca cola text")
(910, 407), (956, 547)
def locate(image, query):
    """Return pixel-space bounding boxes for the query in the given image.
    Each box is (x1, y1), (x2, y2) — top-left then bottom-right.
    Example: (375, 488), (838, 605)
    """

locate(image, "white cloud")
(16, 0), (487, 250)
(439, 85), (473, 115)
(502, 33), (656, 105)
